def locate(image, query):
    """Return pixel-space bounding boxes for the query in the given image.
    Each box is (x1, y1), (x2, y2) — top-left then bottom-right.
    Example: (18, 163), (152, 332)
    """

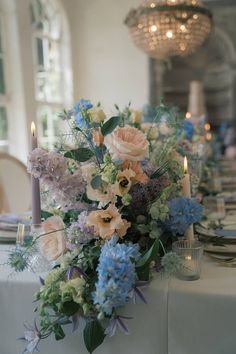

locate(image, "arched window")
(0, 13), (9, 152)
(30, 0), (71, 148)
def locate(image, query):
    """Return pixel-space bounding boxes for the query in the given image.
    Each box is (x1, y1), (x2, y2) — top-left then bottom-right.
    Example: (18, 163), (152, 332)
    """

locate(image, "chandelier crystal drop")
(125, 0), (213, 59)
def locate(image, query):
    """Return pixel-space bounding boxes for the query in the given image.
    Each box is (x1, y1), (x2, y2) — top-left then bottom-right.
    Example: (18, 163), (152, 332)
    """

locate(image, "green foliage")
(101, 116), (120, 136)
(90, 175), (102, 190)
(64, 148), (94, 162)
(136, 238), (159, 280)
(150, 160), (170, 179)
(154, 103), (184, 130)
(63, 209), (80, 225)
(41, 210), (54, 220)
(54, 324), (65, 341)
(60, 301), (80, 316)
(83, 320), (106, 353)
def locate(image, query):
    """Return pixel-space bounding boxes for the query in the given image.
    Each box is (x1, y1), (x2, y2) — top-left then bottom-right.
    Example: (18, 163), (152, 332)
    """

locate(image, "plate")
(204, 243), (236, 254)
(0, 230), (16, 243)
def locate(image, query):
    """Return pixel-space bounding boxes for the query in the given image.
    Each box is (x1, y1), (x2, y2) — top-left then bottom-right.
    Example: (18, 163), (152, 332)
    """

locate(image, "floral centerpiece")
(10, 101), (203, 353)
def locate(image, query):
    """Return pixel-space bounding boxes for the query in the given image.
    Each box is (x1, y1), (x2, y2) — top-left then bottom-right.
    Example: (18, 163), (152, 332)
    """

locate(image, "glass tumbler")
(172, 240), (203, 281)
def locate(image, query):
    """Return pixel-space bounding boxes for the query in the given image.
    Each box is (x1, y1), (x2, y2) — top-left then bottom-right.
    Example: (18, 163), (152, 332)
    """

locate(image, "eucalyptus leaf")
(64, 148), (94, 162)
(83, 320), (106, 353)
(91, 175), (102, 190)
(101, 116), (120, 136)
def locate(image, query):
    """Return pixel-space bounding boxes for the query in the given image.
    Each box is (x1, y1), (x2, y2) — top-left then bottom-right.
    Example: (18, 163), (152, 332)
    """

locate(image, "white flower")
(130, 109), (142, 124)
(87, 107), (106, 123)
(81, 162), (98, 182)
(141, 123), (159, 140)
(159, 122), (174, 136)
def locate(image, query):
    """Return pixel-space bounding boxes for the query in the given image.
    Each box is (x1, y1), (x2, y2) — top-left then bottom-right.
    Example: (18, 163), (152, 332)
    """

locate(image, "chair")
(0, 153), (31, 214)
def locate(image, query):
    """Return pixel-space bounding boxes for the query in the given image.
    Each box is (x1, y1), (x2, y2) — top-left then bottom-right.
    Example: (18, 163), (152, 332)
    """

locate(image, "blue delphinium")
(74, 99), (93, 129)
(164, 197), (203, 236)
(93, 236), (140, 315)
(184, 120), (195, 141)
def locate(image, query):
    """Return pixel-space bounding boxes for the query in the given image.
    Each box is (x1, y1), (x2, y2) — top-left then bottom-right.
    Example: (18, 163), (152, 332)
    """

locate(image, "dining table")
(1, 243), (236, 354)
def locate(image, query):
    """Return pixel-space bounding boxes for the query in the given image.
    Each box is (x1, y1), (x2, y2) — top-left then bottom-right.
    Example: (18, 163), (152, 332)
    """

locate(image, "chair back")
(0, 153), (30, 214)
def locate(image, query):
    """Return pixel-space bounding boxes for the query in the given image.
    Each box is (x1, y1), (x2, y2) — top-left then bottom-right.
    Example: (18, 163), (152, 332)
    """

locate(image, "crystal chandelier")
(125, 0), (213, 59)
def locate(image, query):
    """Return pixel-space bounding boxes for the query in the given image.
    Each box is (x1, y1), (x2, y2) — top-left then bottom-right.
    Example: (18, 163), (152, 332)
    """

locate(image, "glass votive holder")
(16, 223), (51, 273)
(172, 240), (203, 281)
(203, 196), (226, 222)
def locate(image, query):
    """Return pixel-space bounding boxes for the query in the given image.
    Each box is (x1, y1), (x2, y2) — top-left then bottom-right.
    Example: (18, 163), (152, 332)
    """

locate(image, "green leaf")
(53, 324), (65, 341)
(60, 301), (80, 316)
(91, 175), (102, 190)
(136, 224), (149, 235)
(101, 116), (120, 136)
(150, 160), (170, 179)
(83, 320), (106, 353)
(64, 148), (94, 162)
(136, 238), (159, 269)
(41, 210), (53, 220)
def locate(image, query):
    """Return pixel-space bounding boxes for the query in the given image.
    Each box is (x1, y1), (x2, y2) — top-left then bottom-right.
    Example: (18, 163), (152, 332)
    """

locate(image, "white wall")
(61, 0), (149, 112)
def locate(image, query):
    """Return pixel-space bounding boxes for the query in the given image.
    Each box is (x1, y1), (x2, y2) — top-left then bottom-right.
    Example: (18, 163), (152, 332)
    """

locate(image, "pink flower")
(86, 204), (131, 240)
(40, 216), (66, 261)
(104, 126), (149, 161)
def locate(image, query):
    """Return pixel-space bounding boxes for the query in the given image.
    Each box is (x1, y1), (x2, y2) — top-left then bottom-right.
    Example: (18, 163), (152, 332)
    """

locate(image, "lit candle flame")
(184, 156), (188, 174)
(31, 122), (36, 136)
(206, 133), (212, 141)
(185, 112), (191, 119)
(204, 123), (211, 131)
(185, 256), (192, 261)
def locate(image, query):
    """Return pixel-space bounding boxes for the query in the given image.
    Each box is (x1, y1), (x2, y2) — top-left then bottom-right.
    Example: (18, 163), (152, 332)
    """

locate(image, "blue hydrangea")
(74, 99), (93, 129)
(164, 197), (203, 236)
(184, 120), (195, 140)
(93, 236), (140, 315)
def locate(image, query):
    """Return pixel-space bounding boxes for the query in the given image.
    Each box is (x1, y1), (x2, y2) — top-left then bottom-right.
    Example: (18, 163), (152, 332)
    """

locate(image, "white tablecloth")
(1, 244), (236, 354)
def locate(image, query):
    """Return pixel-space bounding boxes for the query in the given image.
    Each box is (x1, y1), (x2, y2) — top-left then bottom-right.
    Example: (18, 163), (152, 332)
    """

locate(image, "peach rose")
(104, 126), (149, 161)
(92, 129), (104, 147)
(113, 168), (136, 197)
(86, 204), (131, 240)
(40, 216), (66, 261)
(123, 161), (149, 184)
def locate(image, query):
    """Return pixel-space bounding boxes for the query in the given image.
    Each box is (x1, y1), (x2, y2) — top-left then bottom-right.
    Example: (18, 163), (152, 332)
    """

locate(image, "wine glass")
(203, 196), (226, 227)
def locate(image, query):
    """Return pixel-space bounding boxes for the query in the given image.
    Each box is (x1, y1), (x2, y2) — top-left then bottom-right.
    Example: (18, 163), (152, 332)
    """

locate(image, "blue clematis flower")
(74, 99), (93, 129)
(20, 320), (41, 353)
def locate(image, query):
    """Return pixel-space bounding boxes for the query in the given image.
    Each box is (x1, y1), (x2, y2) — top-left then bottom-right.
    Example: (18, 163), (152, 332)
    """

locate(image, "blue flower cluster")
(74, 99), (93, 129)
(93, 236), (140, 315)
(184, 120), (195, 140)
(164, 197), (203, 236)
